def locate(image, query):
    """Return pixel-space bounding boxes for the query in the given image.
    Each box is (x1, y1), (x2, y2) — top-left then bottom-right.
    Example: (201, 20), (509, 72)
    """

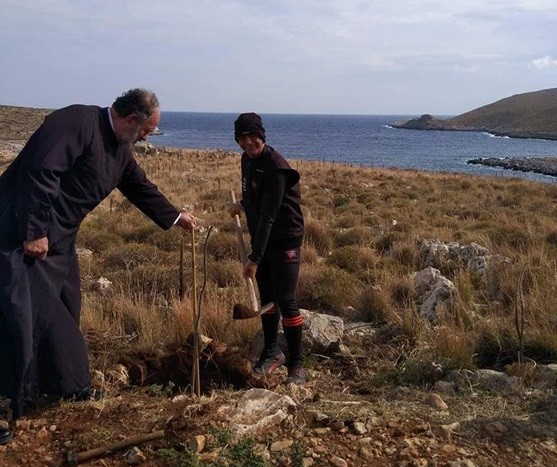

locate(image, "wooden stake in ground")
(190, 228), (201, 397)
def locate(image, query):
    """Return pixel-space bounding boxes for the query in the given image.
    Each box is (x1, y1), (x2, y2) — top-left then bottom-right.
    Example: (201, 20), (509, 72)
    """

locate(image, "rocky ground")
(1, 105), (556, 466)
(467, 157), (557, 178)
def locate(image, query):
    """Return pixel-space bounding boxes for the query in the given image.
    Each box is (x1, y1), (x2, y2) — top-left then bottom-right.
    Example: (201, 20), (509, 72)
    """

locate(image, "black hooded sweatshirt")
(240, 145), (304, 263)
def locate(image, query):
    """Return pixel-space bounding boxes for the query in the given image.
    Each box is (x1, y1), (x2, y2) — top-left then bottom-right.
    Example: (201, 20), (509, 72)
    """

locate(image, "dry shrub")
(355, 285), (393, 324)
(391, 356), (446, 387)
(197, 285), (261, 347)
(335, 226), (375, 247)
(198, 187), (230, 205)
(484, 261), (530, 307)
(389, 276), (416, 307)
(505, 361), (540, 385)
(103, 242), (172, 270)
(334, 213), (361, 229)
(207, 231), (240, 261)
(304, 219), (332, 255)
(487, 224), (532, 251)
(395, 308), (428, 343)
(119, 220), (161, 244)
(326, 245), (378, 275)
(375, 233), (397, 254)
(82, 292), (183, 349)
(111, 264), (180, 297)
(545, 231), (557, 245)
(474, 320), (519, 369)
(392, 220), (413, 234)
(390, 243), (416, 268)
(297, 265), (362, 316)
(431, 325), (476, 369)
(142, 227), (183, 252)
(523, 332), (557, 363)
(208, 260), (243, 287)
(77, 227), (125, 253)
(301, 244), (319, 265)
(332, 194), (350, 208)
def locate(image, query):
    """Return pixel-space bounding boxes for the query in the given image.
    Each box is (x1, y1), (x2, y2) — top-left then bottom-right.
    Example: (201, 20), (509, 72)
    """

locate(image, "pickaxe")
(229, 190), (274, 319)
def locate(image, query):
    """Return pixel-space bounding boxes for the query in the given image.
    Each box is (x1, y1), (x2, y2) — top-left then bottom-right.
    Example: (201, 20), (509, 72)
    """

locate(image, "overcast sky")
(1, 0), (556, 115)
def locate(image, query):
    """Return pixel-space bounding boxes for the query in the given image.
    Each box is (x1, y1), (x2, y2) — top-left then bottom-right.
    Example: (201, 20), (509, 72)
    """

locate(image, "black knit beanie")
(234, 113), (266, 142)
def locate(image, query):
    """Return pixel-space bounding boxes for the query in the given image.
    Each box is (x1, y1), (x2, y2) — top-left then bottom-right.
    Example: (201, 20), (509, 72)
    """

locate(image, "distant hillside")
(392, 88), (557, 140)
(0, 105), (52, 141)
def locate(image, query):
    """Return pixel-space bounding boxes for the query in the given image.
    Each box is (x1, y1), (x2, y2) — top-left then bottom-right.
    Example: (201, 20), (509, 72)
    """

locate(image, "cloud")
(454, 64), (480, 73)
(1, 0), (557, 113)
(528, 55), (557, 69)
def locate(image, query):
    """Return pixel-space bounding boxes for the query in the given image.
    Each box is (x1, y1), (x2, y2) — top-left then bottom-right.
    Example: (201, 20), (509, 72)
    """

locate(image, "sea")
(149, 112), (557, 184)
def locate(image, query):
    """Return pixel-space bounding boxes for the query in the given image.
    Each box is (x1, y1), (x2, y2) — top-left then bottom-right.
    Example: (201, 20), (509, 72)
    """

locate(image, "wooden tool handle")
(229, 191), (259, 312)
(65, 430), (166, 465)
(230, 191), (247, 263)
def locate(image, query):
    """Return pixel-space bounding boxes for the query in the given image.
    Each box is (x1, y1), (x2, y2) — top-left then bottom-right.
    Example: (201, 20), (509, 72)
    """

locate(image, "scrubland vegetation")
(78, 147), (557, 382)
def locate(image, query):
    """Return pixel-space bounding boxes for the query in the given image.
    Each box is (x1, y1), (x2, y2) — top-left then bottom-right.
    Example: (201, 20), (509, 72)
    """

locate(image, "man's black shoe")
(0, 421), (12, 445)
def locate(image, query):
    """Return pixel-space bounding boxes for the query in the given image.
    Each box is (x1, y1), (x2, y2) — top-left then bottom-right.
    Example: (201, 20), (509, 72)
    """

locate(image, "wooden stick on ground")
(61, 430), (165, 465)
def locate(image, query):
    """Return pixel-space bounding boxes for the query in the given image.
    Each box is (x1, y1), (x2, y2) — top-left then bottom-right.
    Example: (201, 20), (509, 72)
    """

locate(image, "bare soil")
(1, 105), (556, 467)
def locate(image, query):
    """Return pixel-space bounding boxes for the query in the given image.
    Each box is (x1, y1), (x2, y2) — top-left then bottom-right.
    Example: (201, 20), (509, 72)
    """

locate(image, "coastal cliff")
(392, 88), (557, 140)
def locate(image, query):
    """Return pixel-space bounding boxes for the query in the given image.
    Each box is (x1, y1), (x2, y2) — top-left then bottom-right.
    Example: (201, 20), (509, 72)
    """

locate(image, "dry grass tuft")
(297, 265), (362, 316)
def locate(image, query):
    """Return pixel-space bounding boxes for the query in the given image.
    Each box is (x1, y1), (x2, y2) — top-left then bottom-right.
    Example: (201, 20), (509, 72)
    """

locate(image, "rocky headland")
(392, 88), (557, 141)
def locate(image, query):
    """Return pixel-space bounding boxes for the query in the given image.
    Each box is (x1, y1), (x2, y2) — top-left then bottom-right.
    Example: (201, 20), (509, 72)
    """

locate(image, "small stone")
(434, 380), (456, 395)
(303, 458), (315, 466)
(270, 439), (293, 452)
(253, 444), (270, 461)
(442, 444), (457, 454)
(330, 456), (348, 467)
(171, 395), (189, 403)
(426, 393), (448, 410)
(399, 447), (419, 459)
(32, 418), (48, 428)
(124, 447), (146, 465)
(360, 446), (375, 460)
(187, 435), (206, 453)
(366, 417), (382, 428)
(37, 427), (49, 439)
(352, 421), (367, 435)
(330, 419), (344, 432)
(49, 425), (57, 432)
(198, 451), (219, 462)
(16, 420), (31, 430)
(0, 420), (9, 431)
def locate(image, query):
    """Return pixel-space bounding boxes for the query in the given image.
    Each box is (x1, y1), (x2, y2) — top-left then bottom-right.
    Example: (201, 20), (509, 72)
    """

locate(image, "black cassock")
(0, 105), (180, 417)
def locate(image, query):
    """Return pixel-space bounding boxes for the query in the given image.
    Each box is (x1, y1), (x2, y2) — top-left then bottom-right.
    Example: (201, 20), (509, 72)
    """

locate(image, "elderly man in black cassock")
(0, 89), (195, 442)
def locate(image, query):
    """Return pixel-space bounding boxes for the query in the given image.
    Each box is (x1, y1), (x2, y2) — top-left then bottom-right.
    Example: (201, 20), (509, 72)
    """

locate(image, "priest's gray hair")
(112, 88), (159, 122)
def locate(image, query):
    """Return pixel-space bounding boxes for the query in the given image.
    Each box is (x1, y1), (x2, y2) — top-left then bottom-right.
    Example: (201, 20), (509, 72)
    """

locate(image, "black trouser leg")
(256, 259), (281, 356)
(256, 248), (303, 366)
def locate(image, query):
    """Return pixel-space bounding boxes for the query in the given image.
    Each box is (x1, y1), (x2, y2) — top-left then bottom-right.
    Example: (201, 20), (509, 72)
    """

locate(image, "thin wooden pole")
(179, 232), (185, 300)
(190, 228), (201, 397)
